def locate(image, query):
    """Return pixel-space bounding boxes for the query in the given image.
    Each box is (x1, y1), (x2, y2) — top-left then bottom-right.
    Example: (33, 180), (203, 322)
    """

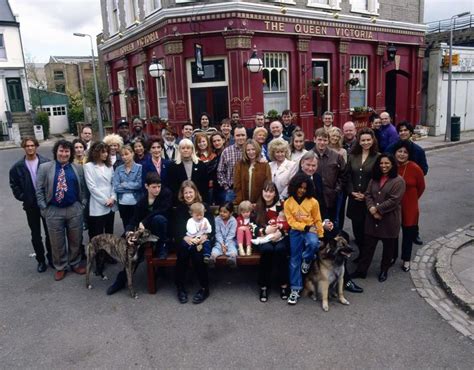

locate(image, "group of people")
(9, 109), (427, 305)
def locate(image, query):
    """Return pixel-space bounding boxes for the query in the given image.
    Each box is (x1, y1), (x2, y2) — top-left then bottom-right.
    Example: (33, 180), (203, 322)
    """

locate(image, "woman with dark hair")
(284, 173), (324, 305)
(72, 138), (87, 165)
(345, 127), (379, 261)
(174, 180), (215, 304)
(132, 137), (149, 166)
(168, 139), (209, 204)
(141, 136), (170, 189)
(352, 154), (405, 282)
(253, 181), (290, 302)
(234, 139), (272, 204)
(193, 112), (218, 136)
(209, 132), (226, 205)
(84, 142), (117, 239)
(393, 141), (425, 272)
(369, 113), (382, 146)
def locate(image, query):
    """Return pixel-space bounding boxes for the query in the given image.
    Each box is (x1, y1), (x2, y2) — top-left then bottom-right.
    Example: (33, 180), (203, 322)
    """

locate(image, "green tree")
(84, 78), (110, 127)
(68, 92), (84, 135)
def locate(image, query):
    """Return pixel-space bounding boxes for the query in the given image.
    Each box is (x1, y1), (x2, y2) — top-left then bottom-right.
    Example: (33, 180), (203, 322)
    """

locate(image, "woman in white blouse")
(268, 138), (298, 200)
(84, 142), (117, 239)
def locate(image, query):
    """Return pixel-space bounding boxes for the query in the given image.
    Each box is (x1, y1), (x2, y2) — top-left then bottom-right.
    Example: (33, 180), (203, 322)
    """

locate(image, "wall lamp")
(244, 48), (263, 73)
(383, 44), (397, 67)
(149, 55), (172, 78)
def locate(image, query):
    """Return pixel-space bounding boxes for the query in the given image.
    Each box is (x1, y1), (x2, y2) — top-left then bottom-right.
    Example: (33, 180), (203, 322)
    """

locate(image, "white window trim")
(313, 58), (331, 111)
(272, 0), (297, 5)
(262, 52), (290, 114)
(156, 58), (168, 119)
(186, 56), (229, 120)
(117, 70), (127, 118)
(145, 0), (162, 16)
(307, 0), (341, 11)
(109, 0), (120, 35)
(125, 0), (138, 27)
(349, 55), (368, 108)
(176, 0), (197, 3)
(349, 0), (379, 15)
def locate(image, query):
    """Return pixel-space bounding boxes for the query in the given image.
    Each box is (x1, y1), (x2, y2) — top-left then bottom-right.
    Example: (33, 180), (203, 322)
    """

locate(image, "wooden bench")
(145, 246), (261, 294)
(144, 205), (262, 294)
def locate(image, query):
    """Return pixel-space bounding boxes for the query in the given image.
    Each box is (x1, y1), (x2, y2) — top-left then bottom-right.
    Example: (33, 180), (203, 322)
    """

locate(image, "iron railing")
(427, 14), (473, 34)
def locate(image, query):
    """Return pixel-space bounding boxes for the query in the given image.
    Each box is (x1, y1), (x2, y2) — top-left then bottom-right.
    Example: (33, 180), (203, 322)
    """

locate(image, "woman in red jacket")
(393, 141), (425, 272)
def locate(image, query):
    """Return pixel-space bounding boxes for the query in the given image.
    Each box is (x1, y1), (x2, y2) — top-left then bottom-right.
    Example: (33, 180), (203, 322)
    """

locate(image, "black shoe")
(106, 271), (127, 295)
(378, 271), (388, 282)
(37, 261), (47, 273)
(413, 236), (423, 245)
(260, 287), (268, 302)
(192, 288), (209, 304)
(350, 271), (367, 279)
(177, 288), (188, 304)
(345, 280), (364, 293)
(280, 286), (289, 300)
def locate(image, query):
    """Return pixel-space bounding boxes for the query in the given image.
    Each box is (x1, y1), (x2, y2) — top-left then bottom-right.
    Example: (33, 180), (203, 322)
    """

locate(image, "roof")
(0, 0), (17, 24)
(49, 56), (97, 64)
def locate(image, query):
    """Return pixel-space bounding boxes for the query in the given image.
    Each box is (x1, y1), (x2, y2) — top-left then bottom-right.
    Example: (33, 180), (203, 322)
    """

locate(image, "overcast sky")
(9, 0), (474, 63)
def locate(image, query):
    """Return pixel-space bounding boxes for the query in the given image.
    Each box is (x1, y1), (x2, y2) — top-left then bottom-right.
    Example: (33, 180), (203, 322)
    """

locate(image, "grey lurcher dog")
(302, 235), (354, 312)
(86, 229), (159, 298)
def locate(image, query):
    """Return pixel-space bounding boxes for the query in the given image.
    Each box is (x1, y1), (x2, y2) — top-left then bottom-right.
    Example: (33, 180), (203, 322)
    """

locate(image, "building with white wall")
(424, 44), (474, 136)
(0, 0), (30, 124)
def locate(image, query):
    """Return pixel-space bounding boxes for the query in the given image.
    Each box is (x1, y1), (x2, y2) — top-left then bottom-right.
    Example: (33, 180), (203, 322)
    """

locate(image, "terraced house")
(98, 0), (425, 136)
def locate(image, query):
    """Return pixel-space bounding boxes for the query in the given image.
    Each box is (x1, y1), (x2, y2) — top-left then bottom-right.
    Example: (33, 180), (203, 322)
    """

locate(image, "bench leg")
(144, 243), (156, 294)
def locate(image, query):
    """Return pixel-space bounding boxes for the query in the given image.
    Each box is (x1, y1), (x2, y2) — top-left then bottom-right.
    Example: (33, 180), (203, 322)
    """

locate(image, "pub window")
(349, 56), (368, 108)
(146, 0), (161, 14)
(156, 59), (168, 119)
(135, 65), (146, 118)
(54, 70), (64, 80)
(117, 70), (127, 118)
(350, 0), (379, 13)
(191, 59), (226, 83)
(262, 52), (289, 115)
(307, 0), (341, 9)
(0, 34), (6, 59)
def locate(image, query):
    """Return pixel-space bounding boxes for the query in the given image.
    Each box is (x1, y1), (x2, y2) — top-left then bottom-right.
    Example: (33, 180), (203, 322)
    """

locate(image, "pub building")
(98, 0), (425, 137)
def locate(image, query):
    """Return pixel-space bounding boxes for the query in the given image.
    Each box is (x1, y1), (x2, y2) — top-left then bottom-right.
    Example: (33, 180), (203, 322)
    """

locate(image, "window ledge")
(307, 4), (341, 10)
(272, 0), (297, 5)
(350, 9), (379, 16)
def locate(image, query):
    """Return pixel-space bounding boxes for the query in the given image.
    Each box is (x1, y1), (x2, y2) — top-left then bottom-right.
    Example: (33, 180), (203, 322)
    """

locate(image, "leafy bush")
(35, 111), (50, 139)
(68, 93), (84, 135)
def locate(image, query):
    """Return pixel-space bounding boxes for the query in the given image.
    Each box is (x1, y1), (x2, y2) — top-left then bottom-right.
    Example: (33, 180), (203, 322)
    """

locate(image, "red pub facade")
(99, 1), (426, 136)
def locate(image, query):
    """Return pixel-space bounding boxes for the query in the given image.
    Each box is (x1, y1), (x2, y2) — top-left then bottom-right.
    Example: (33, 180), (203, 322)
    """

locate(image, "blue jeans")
(289, 230), (320, 291)
(149, 214), (168, 247)
(224, 189), (236, 203)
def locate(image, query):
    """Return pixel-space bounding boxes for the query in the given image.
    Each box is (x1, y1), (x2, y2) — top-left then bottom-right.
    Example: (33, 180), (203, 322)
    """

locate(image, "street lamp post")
(73, 32), (104, 140)
(445, 11), (470, 141)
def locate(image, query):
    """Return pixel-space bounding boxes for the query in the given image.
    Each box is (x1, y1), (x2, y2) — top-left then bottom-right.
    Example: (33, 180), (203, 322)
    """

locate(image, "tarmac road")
(0, 142), (472, 368)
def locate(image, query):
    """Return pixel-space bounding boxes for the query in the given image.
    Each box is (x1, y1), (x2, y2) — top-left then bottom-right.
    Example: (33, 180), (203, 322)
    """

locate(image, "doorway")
(191, 87), (228, 125)
(312, 59), (330, 127)
(6, 78), (25, 112)
(385, 70), (410, 124)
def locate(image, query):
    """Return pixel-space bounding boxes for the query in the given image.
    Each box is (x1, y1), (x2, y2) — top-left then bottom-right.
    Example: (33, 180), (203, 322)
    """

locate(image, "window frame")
(0, 34), (6, 60)
(135, 65), (146, 119)
(307, 0), (341, 10)
(262, 52), (290, 115)
(110, 0), (119, 34)
(156, 59), (168, 119)
(349, 55), (368, 108)
(116, 70), (127, 118)
(349, 0), (379, 15)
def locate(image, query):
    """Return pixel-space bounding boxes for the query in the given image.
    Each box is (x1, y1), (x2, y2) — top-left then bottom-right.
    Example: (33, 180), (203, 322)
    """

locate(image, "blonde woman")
(268, 138), (298, 200)
(328, 127), (347, 162)
(103, 133), (124, 169)
(234, 139), (272, 204)
(252, 126), (269, 161)
(289, 130), (307, 163)
(168, 138), (209, 203)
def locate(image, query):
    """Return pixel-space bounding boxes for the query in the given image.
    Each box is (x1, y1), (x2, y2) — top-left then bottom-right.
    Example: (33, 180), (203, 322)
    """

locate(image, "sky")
(8, 0), (474, 63)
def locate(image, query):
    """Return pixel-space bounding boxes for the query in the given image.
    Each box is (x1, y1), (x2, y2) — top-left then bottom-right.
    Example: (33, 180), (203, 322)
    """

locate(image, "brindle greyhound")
(86, 229), (158, 298)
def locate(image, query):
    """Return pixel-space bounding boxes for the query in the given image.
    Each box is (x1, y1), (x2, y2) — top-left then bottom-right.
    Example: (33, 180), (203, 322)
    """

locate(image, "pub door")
(190, 86), (228, 126)
(6, 78), (25, 112)
(312, 59), (330, 128)
(385, 70), (410, 124)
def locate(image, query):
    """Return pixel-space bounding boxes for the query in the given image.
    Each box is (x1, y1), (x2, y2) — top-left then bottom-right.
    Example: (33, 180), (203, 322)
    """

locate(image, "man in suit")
(266, 120), (290, 144)
(9, 137), (52, 273)
(36, 140), (88, 281)
(162, 126), (179, 161)
(281, 109), (298, 138)
(80, 125), (93, 153)
(246, 112), (266, 138)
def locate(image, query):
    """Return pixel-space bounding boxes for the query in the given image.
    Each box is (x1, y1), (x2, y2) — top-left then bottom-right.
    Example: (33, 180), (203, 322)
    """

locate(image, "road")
(0, 142), (473, 368)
